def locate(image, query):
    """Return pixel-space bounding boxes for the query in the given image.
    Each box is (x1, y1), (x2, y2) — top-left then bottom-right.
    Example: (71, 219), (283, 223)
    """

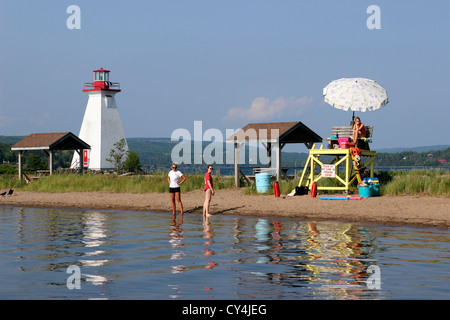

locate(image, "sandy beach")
(1, 189), (449, 229)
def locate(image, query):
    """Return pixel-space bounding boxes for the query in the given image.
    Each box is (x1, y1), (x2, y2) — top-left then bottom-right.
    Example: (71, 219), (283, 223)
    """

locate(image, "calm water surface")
(0, 206), (448, 300)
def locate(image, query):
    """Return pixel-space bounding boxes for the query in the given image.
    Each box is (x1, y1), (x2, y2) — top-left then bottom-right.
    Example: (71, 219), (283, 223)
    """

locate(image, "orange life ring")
(351, 147), (361, 157)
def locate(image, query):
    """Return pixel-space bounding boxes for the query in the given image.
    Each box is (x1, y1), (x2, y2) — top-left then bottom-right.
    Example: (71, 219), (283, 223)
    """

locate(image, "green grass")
(0, 174), (23, 189)
(3, 171), (235, 194)
(379, 169), (450, 196)
(0, 169), (448, 197)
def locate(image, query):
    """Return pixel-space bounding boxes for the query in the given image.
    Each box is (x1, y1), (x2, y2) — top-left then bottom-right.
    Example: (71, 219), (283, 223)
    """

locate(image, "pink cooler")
(338, 138), (349, 148)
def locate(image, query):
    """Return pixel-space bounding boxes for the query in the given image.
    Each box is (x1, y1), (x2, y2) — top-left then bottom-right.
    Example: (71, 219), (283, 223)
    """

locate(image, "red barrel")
(273, 181), (280, 198)
(310, 182), (317, 198)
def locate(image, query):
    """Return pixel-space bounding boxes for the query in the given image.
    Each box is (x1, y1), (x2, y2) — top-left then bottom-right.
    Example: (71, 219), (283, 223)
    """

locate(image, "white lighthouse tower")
(71, 67), (128, 170)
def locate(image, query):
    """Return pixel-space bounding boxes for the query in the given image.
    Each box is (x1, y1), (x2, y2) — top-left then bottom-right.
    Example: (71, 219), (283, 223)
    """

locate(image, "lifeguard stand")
(298, 144), (376, 193)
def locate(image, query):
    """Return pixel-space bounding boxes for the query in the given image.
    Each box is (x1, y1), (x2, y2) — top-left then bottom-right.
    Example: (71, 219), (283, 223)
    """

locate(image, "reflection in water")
(168, 214), (185, 298)
(169, 213), (185, 274)
(203, 215), (218, 270)
(0, 206), (448, 300)
(303, 223), (376, 299)
(80, 212), (108, 286)
(232, 219), (381, 299)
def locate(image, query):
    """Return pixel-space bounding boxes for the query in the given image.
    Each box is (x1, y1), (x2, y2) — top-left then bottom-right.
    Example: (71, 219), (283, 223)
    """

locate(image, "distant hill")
(1, 136), (448, 170)
(0, 135), (26, 145)
(374, 145), (450, 153)
(127, 138), (449, 170)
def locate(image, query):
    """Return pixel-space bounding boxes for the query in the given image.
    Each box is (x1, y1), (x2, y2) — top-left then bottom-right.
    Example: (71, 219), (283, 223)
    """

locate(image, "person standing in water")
(203, 165), (215, 218)
(168, 163), (186, 217)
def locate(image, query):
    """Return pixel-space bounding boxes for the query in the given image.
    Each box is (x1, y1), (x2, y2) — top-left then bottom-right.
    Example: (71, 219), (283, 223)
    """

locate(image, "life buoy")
(351, 147), (361, 157)
(310, 182), (317, 198)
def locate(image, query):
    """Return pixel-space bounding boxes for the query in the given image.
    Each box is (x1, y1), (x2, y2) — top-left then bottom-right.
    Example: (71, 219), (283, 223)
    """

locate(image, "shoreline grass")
(0, 169), (448, 197)
(1, 172), (235, 194)
(379, 169), (450, 196)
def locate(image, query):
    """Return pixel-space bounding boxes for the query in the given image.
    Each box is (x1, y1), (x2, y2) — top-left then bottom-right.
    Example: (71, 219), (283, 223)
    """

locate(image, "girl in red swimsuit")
(352, 116), (366, 145)
(203, 165), (215, 217)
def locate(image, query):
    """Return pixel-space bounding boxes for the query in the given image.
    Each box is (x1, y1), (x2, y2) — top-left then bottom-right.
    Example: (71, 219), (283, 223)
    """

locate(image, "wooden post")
(345, 153), (350, 190)
(234, 142), (240, 188)
(18, 150), (24, 182)
(275, 139), (281, 182)
(309, 152), (315, 189)
(43, 150), (53, 175)
(48, 150), (53, 175)
(370, 158), (375, 177)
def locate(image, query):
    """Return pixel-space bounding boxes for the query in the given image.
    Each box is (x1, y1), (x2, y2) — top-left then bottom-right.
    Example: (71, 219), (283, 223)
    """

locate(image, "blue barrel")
(255, 173), (271, 193)
(358, 184), (372, 198)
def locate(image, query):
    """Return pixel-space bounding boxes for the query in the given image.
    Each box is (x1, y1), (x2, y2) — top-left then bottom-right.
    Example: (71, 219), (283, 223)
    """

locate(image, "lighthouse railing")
(83, 82), (120, 90)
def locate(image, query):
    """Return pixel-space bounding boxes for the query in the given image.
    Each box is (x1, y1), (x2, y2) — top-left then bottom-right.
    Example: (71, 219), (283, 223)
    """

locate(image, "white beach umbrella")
(323, 77), (389, 120)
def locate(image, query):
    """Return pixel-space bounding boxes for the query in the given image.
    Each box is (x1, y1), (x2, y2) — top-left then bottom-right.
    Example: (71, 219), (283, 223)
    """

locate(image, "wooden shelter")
(226, 121), (322, 187)
(11, 132), (90, 182)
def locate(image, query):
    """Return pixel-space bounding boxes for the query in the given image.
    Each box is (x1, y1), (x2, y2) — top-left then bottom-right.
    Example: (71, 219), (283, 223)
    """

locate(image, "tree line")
(0, 137), (448, 175)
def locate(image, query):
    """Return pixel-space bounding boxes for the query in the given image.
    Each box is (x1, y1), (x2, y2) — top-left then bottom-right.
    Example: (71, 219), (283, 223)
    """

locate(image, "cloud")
(223, 96), (313, 122)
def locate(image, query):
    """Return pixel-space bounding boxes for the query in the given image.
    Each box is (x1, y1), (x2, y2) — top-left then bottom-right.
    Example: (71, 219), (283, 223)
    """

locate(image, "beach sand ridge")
(1, 189), (449, 229)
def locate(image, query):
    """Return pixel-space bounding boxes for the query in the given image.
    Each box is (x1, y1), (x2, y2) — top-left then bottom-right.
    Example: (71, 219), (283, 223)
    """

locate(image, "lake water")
(0, 206), (448, 300)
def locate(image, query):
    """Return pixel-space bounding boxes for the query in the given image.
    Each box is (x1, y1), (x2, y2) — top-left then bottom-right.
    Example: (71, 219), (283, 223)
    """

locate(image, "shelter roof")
(226, 121), (322, 144)
(11, 132), (90, 151)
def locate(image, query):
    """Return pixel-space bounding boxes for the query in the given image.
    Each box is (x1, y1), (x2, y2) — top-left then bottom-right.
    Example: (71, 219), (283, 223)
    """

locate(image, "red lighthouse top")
(83, 67), (121, 92)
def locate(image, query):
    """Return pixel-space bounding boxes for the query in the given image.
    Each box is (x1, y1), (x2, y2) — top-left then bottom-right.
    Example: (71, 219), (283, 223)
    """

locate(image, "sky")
(1, 0), (449, 153)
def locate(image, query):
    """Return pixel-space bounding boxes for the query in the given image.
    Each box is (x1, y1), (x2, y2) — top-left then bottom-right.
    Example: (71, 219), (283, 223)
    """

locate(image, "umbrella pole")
(351, 111), (355, 127)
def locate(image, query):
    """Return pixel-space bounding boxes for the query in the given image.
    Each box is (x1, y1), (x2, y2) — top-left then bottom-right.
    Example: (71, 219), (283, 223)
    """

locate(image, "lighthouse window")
(95, 73), (99, 81)
(99, 72), (104, 80)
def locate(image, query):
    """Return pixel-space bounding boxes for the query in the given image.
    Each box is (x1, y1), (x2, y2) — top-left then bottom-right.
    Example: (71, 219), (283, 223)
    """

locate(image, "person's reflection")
(169, 211), (185, 273)
(203, 215), (217, 269)
(172, 212), (183, 228)
(270, 220), (282, 265)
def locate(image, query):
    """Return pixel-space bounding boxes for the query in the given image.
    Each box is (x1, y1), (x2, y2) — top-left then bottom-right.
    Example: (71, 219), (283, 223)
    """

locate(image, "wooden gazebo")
(226, 121), (322, 187)
(11, 132), (90, 182)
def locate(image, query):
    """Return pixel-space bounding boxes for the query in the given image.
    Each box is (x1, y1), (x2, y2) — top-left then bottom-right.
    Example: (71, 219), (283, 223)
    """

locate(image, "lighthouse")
(71, 68), (128, 170)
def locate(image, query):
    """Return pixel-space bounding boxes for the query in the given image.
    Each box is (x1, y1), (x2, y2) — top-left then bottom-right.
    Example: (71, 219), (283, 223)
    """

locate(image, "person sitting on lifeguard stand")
(352, 116), (366, 148)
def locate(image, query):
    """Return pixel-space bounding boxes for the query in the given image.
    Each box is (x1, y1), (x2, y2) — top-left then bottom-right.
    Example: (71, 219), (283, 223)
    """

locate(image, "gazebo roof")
(11, 132), (90, 151)
(226, 121), (322, 144)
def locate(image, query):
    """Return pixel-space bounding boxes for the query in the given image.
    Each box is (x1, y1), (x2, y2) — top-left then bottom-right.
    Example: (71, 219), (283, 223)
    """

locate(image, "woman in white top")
(167, 163), (186, 216)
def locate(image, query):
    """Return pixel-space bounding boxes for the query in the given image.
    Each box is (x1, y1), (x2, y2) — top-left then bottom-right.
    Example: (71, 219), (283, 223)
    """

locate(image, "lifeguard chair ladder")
(298, 144), (323, 188)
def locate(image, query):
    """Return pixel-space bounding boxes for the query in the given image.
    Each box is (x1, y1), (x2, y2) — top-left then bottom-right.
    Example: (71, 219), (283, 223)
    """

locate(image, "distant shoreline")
(2, 190), (449, 229)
